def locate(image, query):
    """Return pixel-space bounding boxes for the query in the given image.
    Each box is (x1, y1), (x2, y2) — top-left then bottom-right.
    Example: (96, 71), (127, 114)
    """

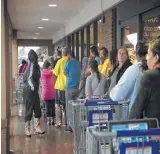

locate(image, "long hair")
(151, 39), (160, 63)
(90, 46), (99, 57)
(89, 60), (101, 83)
(109, 49), (118, 67)
(136, 41), (148, 70)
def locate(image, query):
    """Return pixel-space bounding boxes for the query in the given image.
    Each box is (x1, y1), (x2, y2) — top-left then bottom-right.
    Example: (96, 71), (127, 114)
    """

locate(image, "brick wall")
(101, 11), (113, 51)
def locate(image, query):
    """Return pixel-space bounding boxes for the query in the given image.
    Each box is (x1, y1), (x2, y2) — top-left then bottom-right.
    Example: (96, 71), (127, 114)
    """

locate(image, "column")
(12, 39), (18, 91)
(1, 0), (7, 153)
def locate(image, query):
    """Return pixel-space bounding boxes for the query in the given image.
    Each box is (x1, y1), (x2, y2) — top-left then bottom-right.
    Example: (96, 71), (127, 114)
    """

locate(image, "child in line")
(41, 60), (56, 125)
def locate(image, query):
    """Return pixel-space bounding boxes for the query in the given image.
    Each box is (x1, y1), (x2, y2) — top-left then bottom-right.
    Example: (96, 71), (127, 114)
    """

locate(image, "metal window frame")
(81, 29), (84, 61)
(87, 25), (90, 57)
(93, 20), (98, 46)
(117, 15), (139, 47)
(76, 32), (79, 60)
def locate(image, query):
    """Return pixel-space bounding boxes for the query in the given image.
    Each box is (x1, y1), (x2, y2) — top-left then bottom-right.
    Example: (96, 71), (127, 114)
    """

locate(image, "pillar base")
(1, 119), (7, 154)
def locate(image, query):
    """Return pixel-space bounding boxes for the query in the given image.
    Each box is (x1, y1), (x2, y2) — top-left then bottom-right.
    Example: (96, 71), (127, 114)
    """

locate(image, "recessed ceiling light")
(33, 37), (38, 39)
(48, 4), (57, 7)
(42, 18), (49, 21)
(38, 27), (44, 29)
(35, 33), (40, 35)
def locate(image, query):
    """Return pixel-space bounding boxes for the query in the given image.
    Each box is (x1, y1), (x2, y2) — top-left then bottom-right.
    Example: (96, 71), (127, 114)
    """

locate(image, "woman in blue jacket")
(110, 41), (148, 110)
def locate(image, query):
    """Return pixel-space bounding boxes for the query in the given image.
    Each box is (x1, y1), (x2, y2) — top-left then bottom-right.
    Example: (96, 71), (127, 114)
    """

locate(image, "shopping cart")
(68, 98), (129, 154)
(14, 73), (25, 116)
(86, 118), (160, 154)
(15, 73), (24, 104)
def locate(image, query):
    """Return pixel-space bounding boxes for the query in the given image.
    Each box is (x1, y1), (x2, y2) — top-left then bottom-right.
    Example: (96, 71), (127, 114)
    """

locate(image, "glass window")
(143, 15), (160, 44)
(98, 19), (103, 48)
(84, 28), (87, 57)
(90, 24), (94, 46)
(74, 33), (76, 56)
(122, 23), (138, 55)
(79, 32), (81, 61)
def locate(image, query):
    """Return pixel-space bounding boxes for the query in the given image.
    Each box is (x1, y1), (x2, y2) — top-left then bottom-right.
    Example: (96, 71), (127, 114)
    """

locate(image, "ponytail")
(140, 58), (148, 71)
(96, 69), (101, 83)
(89, 60), (101, 83)
(136, 41), (148, 71)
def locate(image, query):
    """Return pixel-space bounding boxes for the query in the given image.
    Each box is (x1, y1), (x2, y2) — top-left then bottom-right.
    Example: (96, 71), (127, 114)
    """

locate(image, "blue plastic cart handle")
(117, 129), (160, 137)
(84, 100), (118, 106)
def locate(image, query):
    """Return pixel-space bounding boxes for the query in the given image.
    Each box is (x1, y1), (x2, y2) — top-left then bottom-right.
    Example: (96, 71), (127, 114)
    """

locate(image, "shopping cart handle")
(84, 100), (118, 106)
(117, 129), (160, 137)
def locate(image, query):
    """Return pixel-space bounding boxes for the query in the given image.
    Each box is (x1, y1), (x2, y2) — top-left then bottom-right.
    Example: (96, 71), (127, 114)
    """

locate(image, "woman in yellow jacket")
(98, 47), (111, 77)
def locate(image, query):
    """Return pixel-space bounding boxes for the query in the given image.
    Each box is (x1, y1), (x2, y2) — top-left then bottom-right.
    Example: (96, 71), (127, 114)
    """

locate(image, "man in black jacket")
(23, 49), (45, 137)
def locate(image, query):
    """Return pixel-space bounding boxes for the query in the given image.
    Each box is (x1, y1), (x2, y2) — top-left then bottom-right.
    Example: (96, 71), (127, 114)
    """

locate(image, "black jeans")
(23, 87), (41, 122)
(45, 100), (55, 117)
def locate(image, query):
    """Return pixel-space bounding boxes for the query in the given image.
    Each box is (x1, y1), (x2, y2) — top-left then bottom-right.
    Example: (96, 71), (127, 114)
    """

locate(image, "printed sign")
(125, 147), (152, 154)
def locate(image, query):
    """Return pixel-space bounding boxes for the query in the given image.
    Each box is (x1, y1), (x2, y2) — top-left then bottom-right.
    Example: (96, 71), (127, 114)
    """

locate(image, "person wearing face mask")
(23, 49), (45, 137)
(110, 41), (148, 110)
(85, 60), (106, 98)
(98, 47), (110, 77)
(129, 39), (160, 127)
(108, 47), (132, 92)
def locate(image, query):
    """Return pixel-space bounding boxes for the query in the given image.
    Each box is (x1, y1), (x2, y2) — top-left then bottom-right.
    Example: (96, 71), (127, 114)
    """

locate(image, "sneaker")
(65, 126), (72, 133)
(55, 122), (62, 128)
(47, 117), (51, 125)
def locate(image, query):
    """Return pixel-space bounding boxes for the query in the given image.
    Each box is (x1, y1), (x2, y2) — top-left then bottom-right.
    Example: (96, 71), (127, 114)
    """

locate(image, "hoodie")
(41, 69), (55, 101)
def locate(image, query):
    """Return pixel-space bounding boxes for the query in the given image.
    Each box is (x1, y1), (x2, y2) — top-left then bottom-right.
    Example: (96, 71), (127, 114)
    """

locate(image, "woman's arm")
(110, 65), (137, 101)
(85, 76), (92, 99)
(129, 73), (151, 119)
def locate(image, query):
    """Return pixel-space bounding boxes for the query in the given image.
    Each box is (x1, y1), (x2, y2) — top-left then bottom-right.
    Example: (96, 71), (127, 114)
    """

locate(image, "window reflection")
(143, 15), (160, 44)
(90, 24), (94, 46)
(79, 32), (81, 61)
(98, 19), (103, 48)
(122, 23), (138, 55)
(84, 28), (87, 57)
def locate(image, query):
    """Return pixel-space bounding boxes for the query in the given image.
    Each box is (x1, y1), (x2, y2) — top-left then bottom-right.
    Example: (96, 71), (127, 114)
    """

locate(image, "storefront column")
(12, 39), (18, 91)
(1, 0), (7, 153)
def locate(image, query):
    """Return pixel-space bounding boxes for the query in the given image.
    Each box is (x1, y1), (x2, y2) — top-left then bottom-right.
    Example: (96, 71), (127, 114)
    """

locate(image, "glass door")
(118, 16), (139, 56)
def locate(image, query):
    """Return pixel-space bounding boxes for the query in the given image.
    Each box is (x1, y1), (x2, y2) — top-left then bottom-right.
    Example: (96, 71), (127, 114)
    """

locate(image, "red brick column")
(101, 11), (113, 51)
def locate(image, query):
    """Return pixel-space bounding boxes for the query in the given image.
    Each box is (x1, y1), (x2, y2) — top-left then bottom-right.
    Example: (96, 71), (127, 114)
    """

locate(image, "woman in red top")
(22, 63), (28, 73)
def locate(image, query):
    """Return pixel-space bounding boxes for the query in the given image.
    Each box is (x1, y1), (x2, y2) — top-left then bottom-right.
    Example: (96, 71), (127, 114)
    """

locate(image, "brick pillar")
(101, 11), (113, 51)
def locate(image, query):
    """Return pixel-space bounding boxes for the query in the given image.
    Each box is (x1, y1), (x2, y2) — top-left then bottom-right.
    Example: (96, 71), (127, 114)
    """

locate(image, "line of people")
(23, 38), (160, 137)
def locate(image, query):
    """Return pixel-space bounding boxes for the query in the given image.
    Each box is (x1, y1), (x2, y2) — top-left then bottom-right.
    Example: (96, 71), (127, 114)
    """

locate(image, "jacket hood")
(28, 49), (38, 63)
(42, 69), (53, 77)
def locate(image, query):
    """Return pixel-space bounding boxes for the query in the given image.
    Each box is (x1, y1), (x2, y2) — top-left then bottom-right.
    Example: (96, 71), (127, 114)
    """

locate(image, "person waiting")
(79, 57), (88, 99)
(64, 51), (81, 131)
(53, 47), (69, 127)
(41, 60), (56, 125)
(90, 45), (100, 64)
(98, 47), (110, 77)
(52, 50), (62, 69)
(19, 59), (27, 73)
(129, 39), (160, 127)
(110, 41), (148, 110)
(108, 47), (132, 92)
(23, 49), (45, 137)
(85, 60), (106, 99)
